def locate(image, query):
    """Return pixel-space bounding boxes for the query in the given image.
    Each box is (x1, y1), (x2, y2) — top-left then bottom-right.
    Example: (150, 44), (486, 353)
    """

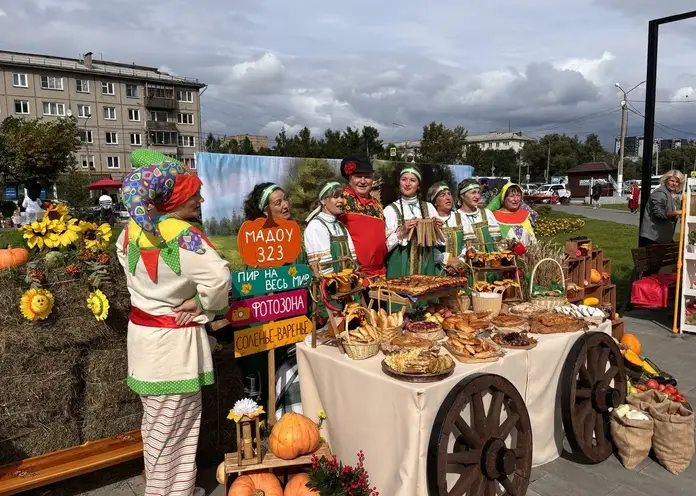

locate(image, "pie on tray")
(529, 313), (586, 334)
(383, 349), (454, 375)
(490, 314), (526, 328)
(406, 321), (443, 333)
(371, 275), (468, 296)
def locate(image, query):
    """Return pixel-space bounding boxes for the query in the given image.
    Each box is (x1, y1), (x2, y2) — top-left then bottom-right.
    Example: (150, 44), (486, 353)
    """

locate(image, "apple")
(645, 379), (659, 390)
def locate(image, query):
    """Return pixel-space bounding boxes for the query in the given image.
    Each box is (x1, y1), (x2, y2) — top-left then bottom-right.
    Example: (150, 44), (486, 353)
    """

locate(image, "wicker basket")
(529, 258), (567, 310)
(471, 289), (504, 317)
(368, 286), (404, 342)
(439, 264), (473, 313)
(340, 305), (380, 360)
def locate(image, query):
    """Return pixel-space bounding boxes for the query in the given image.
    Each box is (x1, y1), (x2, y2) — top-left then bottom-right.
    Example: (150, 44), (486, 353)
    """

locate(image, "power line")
(626, 102), (696, 138)
(525, 108), (620, 135)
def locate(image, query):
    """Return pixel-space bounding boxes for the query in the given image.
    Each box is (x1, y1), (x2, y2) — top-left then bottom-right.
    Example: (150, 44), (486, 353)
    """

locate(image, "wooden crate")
(566, 257), (587, 287)
(602, 284), (617, 318)
(565, 239), (592, 258)
(611, 318), (625, 340)
(584, 256), (593, 284)
(584, 284), (603, 304)
(591, 249), (603, 272)
(602, 259), (612, 285)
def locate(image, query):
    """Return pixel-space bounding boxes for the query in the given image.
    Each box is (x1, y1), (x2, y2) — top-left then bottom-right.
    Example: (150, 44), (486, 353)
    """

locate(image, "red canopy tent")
(88, 178), (122, 191)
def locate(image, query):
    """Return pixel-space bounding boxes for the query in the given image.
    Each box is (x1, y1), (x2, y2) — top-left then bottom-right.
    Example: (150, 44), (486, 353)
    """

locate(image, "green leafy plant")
(308, 451), (378, 496)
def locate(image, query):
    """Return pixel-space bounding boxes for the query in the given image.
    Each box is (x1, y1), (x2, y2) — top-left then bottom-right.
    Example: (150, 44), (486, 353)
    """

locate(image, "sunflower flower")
(79, 222), (113, 251)
(44, 217), (82, 248)
(20, 220), (50, 250)
(87, 289), (110, 321)
(43, 202), (70, 222)
(19, 288), (54, 321)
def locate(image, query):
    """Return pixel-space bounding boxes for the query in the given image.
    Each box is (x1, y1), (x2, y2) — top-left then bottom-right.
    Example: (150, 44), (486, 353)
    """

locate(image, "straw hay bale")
(0, 422), (81, 465)
(82, 401), (142, 442)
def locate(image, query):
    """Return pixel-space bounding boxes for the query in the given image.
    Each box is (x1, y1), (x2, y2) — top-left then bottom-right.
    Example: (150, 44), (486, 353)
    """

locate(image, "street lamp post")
(615, 81), (645, 197)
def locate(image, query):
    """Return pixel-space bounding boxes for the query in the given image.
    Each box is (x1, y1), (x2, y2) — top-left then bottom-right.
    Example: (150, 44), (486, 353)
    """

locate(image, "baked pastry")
(442, 317), (463, 330)
(491, 314), (526, 328)
(492, 332), (537, 348)
(384, 349), (454, 374)
(446, 335), (501, 360)
(529, 313), (586, 334)
(391, 336), (433, 349)
(455, 322), (476, 334)
(510, 302), (545, 316)
(406, 321), (443, 333)
(371, 275), (468, 296)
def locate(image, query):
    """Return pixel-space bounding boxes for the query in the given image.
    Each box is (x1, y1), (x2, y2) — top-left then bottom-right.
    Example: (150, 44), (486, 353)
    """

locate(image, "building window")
(503, 141), (510, 146)
(102, 82), (116, 95)
(76, 79), (90, 93)
(150, 111), (169, 122)
(80, 155), (95, 169)
(495, 142), (500, 148)
(107, 156), (120, 169)
(130, 133), (142, 146)
(14, 100), (29, 114)
(178, 112), (194, 125)
(79, 129), (94, 144)
(149, 131), (177, 146)
(178, 135), (195, 147)
(128, 109), (140, 121)
(125, 84), (139, 98)
(103, 107), (116, 120)
(42, 102), (66, 116)
(183, 157), (196, 170)
(105, 132), (118, 145)
(177, 90), (193, 103)
(13, 73), (28, 88)
(40, 76), (64, 90)
(148, 87), (174, 99)
(77, 104), (91, 118)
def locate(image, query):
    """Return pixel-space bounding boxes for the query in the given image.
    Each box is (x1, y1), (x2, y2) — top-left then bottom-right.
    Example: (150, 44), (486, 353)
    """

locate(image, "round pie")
(390, 336), (433, 349)
(406, 321), (443, 333)
(491, 314), (525, 328)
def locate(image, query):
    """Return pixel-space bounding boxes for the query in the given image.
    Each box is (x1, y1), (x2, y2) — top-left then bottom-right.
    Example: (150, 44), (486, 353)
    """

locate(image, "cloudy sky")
(2, 0), (696, 147)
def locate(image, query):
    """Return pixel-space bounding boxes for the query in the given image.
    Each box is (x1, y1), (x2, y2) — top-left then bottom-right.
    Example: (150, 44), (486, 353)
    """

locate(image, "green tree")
(0, 116), (81, 184)
(56, 166), (93, 207)
(419, 122), (468, 164)
(520, 133), (585, 181)
(580, 133), (613, 164)
(217, 217), (233, 236)
(283, 158), (337, 221)
(240, 137), (256, 155)
(204, 133), (224, 152)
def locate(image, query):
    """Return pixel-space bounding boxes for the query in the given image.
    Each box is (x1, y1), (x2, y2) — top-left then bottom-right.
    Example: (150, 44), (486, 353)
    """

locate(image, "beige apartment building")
(0, 50), (206, 182)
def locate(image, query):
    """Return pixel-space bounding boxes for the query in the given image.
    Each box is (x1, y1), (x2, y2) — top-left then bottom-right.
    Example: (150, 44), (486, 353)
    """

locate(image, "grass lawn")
(540, 210), (637, 305)
(602, 204), (630, 211)
(209, 234), (244, 271)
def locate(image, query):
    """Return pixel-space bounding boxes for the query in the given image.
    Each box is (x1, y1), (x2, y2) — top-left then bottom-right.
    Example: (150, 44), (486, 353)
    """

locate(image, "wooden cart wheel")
(561, 331), (626, 464)
(427, 374), (532, 496)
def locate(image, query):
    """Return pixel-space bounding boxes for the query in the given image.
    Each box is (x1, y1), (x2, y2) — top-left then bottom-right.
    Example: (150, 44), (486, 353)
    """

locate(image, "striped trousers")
(140, 392), (202, 496)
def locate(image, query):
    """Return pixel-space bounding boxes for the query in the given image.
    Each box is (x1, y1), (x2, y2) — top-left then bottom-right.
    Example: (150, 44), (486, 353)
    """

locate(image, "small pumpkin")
(228, 473), (283, 496)
(0, 245), (30, 269)
(621, 334), (641, 355)
(269, 412), (321, 460)
(237, 213), (302, 268)
(216, 462), (225, 485)
(284, 473), (318, 495)
(624, 349), (644, 367)
(583, 297), (600, 307)
(590, 269), (601, 284)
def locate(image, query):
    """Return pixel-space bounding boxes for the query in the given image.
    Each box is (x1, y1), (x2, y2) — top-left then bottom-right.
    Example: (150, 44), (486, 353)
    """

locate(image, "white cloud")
(555, 51), (616, 86)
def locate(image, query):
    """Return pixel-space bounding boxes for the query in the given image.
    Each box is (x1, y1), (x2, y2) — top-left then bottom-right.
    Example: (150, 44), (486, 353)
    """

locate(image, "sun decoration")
(87, 289), (110, 321)
(79, 222), (113, 251)
(227, 398), (265, 423)
(19, 288), (55, 321)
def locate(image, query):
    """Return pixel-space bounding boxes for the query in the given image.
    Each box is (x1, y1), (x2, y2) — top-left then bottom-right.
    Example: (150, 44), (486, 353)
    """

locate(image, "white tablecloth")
(297, 321), (612, 495)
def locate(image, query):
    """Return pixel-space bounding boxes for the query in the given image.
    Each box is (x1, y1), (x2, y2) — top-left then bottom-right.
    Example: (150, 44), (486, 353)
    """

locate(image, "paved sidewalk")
(551, 204), (640, 226)
(21, 310), (696, 496)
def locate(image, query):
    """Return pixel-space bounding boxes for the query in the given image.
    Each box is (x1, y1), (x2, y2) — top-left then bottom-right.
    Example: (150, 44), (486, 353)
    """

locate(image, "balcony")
(145, 96), (177, 110)
(146, 120), (178, 132)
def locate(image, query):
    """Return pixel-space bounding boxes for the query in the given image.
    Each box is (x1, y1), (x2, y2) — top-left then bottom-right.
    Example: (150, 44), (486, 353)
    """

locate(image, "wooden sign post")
(235, 212), (305, 427)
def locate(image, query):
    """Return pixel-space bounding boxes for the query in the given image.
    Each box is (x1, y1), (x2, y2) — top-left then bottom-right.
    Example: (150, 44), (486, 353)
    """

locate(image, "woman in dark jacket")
(639, 170), (684, 247)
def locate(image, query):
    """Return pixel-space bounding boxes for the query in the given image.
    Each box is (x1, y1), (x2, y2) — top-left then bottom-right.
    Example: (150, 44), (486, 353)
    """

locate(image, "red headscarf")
(155, 174), (203, 212)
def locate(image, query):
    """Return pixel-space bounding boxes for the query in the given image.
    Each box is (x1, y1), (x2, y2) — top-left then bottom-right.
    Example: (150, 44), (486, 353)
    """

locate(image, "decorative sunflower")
(20, 220), (51, 250)
(19, 288), (55, 321)
(44, 217), (82, 248)
(288, 266), (297, 277)
(79, 222), (113, 251)
(241, 283), (252, 295)
(87, 289), (110, 321)
(43, 202), (70, 222)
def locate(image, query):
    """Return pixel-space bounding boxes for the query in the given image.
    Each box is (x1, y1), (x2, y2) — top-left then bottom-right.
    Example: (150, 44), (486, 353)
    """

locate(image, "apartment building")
(225, 134), (270, 151)
(0, 50), (206, 180)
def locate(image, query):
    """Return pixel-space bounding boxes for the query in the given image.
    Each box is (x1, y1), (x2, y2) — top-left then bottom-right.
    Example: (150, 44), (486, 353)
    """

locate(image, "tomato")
(658, 384), (666, 392)
(645, 379), (659, 390)
(664, 385), (676, 394)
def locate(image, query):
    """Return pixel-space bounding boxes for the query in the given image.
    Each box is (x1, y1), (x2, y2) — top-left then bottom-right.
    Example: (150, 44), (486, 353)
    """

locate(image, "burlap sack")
(648, 402), (695, 474)
(627, 390), (669, 412)
(610, 407), (654, 469)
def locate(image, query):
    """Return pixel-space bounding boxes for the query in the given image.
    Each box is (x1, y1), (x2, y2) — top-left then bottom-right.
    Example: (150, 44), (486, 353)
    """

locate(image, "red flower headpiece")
(344, 161), (357, 175)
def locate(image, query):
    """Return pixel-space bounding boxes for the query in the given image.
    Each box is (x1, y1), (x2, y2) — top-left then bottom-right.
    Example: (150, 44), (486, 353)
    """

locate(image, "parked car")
(534, 184), (571, 204)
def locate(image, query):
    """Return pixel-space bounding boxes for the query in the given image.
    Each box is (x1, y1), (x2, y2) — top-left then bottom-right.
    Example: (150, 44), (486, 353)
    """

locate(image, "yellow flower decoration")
(79, 222), (113, 251)
(241, 283), (252, 295)
(20, 220), (50, 250)
(288, 267), (297, 277)
(318, 410), (327, 420)
(45, 218), (82, 249)
(43, 202), (70, 222)
(19, 288), (55, 321)
(87, 289), (110, 321)
(230, 306), (251, 322)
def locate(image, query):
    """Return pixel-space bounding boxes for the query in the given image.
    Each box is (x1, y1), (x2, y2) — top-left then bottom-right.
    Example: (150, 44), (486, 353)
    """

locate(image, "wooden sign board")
(226, 288), (307, 328)
(234, 315), (314, 358)
(237, 217), (302, 268)
(231, 265), (311, 298)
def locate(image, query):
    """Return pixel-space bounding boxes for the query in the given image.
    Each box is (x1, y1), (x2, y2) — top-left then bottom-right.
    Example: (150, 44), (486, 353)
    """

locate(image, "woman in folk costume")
(304, 181), (357, 275)
(118, 151), (231, 496)
(456, 178), (502, 251)
(243, 182), (291, 221)
(338, 156), (388, 277)
(486, 183), (537, 246)
(427, 181), (464, 267)
(385, 167), (440, 277)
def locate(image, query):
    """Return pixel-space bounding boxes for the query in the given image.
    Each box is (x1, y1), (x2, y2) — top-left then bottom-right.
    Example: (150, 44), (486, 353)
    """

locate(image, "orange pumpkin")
(228, 473), (283, 496)
(237, 213), (302, 268)
(0, 245), (30, 270)
(621, 334), (641, 355)
(590, 269), (601, 284)
(269, 413), (321, 460)
(284, 473), (318, 495)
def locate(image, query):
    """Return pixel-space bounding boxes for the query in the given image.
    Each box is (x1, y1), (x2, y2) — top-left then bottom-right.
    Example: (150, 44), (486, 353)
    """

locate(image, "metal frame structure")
(639, 10), (696, 228)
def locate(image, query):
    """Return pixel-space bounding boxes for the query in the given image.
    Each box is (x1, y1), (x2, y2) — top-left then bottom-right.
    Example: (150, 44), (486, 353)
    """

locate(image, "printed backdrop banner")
(196, 152), (473, 223)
